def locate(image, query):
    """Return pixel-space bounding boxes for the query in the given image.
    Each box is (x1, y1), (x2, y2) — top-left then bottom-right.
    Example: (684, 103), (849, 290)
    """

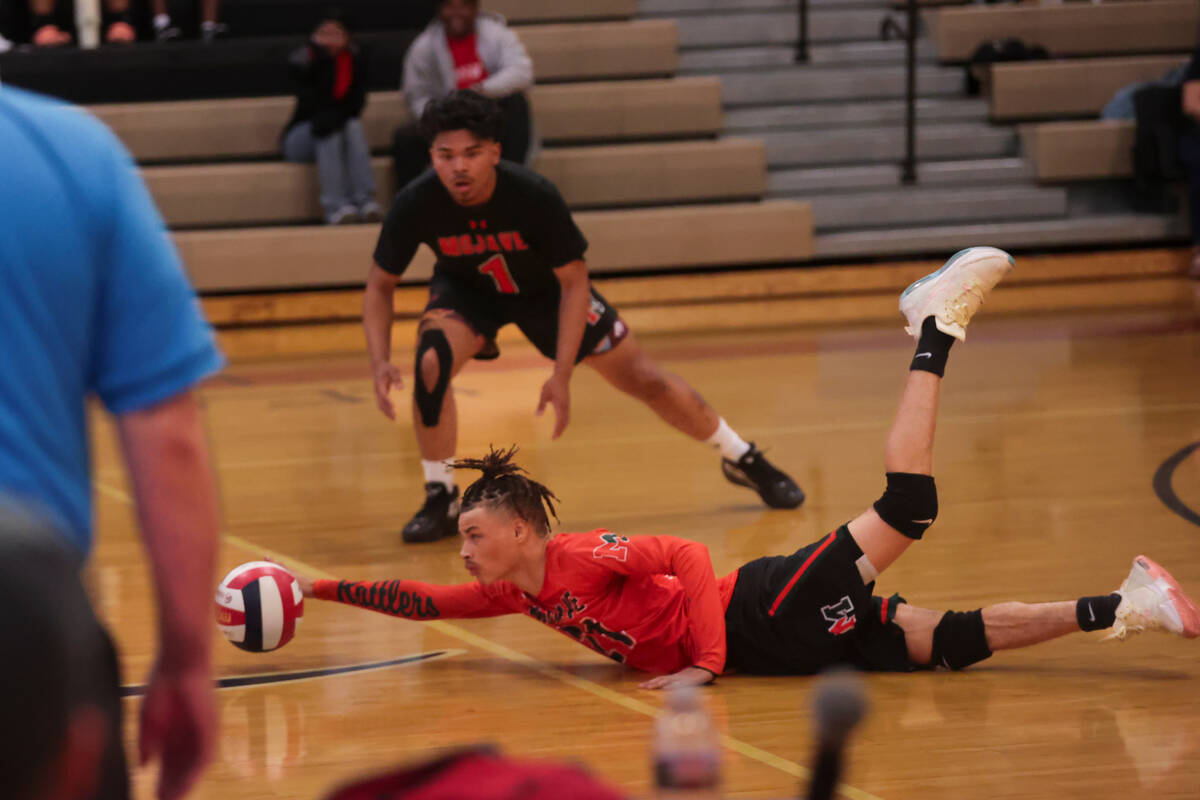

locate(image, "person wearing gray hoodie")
(393, 0), (535, 187)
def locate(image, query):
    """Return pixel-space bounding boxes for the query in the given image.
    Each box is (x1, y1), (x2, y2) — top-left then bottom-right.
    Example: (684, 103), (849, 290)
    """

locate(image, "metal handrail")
(796, 0), (809, 63)
(901, 0), (917, 184)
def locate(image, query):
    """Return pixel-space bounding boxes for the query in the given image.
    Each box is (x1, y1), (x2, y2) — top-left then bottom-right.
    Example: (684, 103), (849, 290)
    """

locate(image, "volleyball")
(215, 561), (304, 652)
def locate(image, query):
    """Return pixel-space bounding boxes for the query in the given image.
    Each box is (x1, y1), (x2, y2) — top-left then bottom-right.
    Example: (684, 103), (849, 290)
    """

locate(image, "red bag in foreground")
(323, 746), (629, 800)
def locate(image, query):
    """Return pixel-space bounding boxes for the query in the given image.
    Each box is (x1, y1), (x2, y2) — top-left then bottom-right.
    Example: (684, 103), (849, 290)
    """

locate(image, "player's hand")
(639, 666), (715, 691)
(264, 557), (314, 597)
(372, 361), (405, 420)
(138, 659), (217, 800)
(536, 374), (570, 439)
(293, 570), (315, 598)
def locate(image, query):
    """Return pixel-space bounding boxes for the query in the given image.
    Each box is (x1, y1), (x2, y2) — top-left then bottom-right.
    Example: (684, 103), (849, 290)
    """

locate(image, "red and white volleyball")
(215, 561), (304, 652)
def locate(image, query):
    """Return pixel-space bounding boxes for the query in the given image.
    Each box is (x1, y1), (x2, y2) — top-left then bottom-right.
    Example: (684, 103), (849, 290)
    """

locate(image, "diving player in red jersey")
(365, 90), (803, 544)
(323, 249), (1200, 686)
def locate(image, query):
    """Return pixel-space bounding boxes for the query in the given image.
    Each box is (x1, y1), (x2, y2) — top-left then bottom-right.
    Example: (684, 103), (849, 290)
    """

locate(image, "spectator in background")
(150, 0), (226, 43)
(283, 7), (382, 226)
(392, 0), (534, 188)
(1178, 46), (1200, 279)
(28, 0), (135, 45)
(1, 84), (224, 799)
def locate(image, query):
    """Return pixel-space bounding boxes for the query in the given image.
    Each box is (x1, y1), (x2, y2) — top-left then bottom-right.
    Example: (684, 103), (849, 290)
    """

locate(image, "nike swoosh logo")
(912, 518), (934, 524)
(915, 353), (933, 359)
(1088, 604), (1095, 623)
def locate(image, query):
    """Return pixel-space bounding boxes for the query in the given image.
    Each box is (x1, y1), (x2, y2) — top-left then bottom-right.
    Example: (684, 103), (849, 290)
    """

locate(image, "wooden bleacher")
(176, 202), (814, 292)
(1020, 120), (1135, 181)
(930, 0), (1200, 62)
(991, 55), (1187, 120)
(144, 140), (768, 227)
(91, 77), (723, 162)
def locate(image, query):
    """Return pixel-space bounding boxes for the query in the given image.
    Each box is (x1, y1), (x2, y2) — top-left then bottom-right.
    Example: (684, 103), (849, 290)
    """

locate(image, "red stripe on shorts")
(880, 596), (890, 624)
(768, 530), (837, 617)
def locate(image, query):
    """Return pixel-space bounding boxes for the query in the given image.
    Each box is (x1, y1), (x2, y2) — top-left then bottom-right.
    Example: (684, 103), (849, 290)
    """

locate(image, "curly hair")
(419, 89), (503, 144)
(452, 446), (559, 536)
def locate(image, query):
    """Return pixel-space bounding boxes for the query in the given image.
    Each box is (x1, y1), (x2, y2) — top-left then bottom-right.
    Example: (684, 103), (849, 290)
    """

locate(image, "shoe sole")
(1136, 554), (1200, 638)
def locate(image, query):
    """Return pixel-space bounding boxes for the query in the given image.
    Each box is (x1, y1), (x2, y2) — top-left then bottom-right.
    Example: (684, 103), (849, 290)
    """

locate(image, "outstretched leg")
(847, 247), (1015, 578)
(896, 555), (1200, 670)
(586, 330), (804, 509)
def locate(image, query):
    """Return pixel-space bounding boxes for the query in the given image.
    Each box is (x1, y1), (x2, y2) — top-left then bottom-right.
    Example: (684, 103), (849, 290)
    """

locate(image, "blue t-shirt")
(0, 87), (224, 555)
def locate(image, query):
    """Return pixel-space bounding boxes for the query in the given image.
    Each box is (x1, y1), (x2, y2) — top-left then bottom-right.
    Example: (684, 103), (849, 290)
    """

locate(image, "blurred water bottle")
(654, 684), (720, 798)
(75, 0), (101, 48)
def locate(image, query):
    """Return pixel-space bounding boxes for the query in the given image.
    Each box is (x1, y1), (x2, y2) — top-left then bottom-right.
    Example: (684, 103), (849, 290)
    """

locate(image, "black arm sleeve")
(372, 182), (425, 276)
(525, 179), (588, 269)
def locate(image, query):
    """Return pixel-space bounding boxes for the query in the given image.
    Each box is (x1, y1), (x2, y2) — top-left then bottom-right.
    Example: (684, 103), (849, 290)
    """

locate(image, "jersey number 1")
(479, 255), (519, 294)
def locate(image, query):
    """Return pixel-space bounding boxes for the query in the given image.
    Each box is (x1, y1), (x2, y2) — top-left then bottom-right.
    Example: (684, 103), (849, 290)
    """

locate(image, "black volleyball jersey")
(373, 161), (588, 302)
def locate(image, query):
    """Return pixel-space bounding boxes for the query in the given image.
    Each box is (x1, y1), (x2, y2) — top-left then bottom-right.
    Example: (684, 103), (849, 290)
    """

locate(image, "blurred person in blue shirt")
(0, 85), (224, 800)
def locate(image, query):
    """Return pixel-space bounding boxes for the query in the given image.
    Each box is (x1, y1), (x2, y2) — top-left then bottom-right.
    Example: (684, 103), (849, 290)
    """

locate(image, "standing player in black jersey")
(365, 90), (804, 543)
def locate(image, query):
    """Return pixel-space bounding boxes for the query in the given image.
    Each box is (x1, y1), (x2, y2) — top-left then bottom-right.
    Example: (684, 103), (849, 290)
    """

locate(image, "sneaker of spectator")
(152, 14), (181, 41)
(327, 205), (361, 225)
(200, 20), (227, 43)
(359, 200), (384, 223)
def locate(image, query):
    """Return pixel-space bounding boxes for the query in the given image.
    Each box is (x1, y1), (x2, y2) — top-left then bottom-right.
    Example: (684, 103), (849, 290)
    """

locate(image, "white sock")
(422, 458), (455, 491)
(153, 13), (170, 30)
(705, 418), (751, 462)
(201, 20), (217, 31)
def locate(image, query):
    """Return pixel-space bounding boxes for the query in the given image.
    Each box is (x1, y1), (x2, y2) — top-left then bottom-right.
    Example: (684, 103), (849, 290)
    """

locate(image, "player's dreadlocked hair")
(419, 89), (503, 144)
(452, 446), (560, 536)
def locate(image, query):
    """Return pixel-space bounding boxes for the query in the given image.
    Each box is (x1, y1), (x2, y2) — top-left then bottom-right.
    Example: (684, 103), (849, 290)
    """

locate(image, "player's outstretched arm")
(304, 574), (514, 620)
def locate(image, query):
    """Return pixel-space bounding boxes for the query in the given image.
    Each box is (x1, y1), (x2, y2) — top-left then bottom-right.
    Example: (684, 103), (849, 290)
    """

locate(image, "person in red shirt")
(303, 249), (1200, 685)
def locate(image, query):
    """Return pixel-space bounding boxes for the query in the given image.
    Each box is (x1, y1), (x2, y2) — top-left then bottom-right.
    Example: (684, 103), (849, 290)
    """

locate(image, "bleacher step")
(814, 213), (1188, 259)
(725, 97), (986, 131)
(759, 122), (1016, 167)
(768, 158), (1034, 193)
(716, 64), (963, 106)
(801, 185), (1068, 230)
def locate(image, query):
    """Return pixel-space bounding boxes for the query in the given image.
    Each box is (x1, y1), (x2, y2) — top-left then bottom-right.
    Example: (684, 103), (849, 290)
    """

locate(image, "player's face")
(438, 0), (478, 37)
(430, 130), (501, 207)
(458, 506), (521, 584)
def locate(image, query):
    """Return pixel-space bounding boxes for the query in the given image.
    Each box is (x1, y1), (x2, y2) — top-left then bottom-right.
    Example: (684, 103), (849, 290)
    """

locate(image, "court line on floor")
(120, 650), (465, 696)
(95, 478), (881, 799)
(215, 531), (885, 800)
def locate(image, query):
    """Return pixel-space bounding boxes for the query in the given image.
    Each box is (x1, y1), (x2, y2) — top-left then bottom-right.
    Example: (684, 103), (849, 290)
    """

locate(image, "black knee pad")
(930, 609), (992, 671)
(872, 472), (937, 540)
(414, 328), (452, 427)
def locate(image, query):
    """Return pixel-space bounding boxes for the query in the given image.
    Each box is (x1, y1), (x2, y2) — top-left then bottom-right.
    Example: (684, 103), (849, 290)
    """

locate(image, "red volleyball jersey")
(313, 530), (739, 675)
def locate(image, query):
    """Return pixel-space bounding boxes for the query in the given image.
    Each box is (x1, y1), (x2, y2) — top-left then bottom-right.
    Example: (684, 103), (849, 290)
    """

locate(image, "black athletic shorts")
(723, 526), (917, 674)
(425, 273), (627, 363)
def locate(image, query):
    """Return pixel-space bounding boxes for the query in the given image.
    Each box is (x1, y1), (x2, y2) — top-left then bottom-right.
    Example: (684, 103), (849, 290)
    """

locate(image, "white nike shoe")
(899, 246), (1015, 341)
(1106, 555), (1200, 641)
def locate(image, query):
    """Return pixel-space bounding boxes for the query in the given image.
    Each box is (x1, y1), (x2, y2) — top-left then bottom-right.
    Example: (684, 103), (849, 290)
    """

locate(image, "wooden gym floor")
(89, 302), (1200, 799)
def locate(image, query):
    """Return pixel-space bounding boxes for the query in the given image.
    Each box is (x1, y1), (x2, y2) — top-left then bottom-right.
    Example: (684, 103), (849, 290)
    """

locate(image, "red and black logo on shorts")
(821, 596), (857, 636)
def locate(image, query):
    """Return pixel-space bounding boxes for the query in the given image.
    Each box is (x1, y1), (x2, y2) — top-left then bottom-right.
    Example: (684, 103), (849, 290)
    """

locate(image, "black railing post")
(900, 0), (918, 184)
(795, 0), (809, 63)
